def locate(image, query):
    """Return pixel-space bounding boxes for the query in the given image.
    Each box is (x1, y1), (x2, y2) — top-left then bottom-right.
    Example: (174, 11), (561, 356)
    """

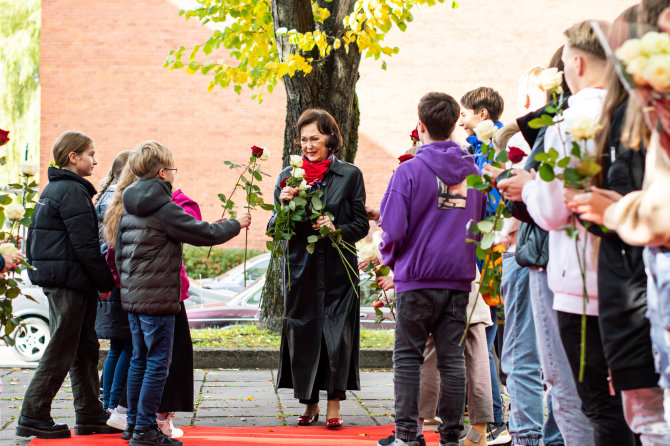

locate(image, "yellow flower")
(640, 31), (670, 57)
(289, 155), (302, 168)
(474, 120), (497, 143)
(292, 167), (305, 179)
(357, 243), (377, 262)
(627, 57), (650, 87)
(4, 202), (25, 221)
(568, 116), (602, 141)
(539, 67), (564, 92)
(20, 161), (39, 177)
(643, 54), (670, 93)
(616, 38), (644, 65)
(0, 242), (17, 258)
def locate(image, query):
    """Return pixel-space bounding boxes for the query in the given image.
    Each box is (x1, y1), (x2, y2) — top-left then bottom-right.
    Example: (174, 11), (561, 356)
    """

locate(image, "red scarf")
(302, 156), (332, 185)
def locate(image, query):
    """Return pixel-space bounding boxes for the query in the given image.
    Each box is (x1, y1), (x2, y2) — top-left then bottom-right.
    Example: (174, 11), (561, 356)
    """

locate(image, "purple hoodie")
(379, 140), (486, 293)
(172, 189), (202, 301)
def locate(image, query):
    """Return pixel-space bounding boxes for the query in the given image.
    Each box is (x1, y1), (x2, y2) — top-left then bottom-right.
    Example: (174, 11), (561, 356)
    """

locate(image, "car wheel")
(13, 317), (50, 362)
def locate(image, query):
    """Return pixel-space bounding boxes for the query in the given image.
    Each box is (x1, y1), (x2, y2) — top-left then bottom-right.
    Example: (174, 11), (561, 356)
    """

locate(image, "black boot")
(75, 412), (123, 435)
(16, 415), (71, 439)
(122, 423), (136, 440)
(130, 427), (183, 446)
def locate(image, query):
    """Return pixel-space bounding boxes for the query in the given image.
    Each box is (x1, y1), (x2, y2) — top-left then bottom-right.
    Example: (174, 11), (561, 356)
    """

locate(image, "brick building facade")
(40, 0), (634, 250)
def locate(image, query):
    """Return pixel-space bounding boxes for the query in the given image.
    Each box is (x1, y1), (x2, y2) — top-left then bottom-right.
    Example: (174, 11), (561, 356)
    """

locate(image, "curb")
(98, 348), (393, 369)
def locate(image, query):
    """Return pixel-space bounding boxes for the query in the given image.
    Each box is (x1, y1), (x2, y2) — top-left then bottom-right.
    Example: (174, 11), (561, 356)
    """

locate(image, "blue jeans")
(528, 269), (594, 445)
(501, 254), (543, 445)
(544, 394), (565, 446)
(393, 288), (468, 444)
(486, 306), (503, 425)
(126, 313), (175, 432)
(102, 338), (132, 410)
(644, 247), (670, 439)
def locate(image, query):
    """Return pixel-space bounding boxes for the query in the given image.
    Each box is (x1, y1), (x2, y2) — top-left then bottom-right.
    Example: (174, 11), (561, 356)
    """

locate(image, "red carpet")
(28, 425), (441, 445)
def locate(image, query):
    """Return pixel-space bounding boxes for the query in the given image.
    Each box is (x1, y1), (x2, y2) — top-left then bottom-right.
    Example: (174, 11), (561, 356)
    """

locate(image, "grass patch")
(190, 324), (394, 349)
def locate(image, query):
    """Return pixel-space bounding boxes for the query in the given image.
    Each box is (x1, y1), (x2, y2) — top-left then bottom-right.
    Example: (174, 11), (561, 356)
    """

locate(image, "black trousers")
(21, 287), (103, 421)
(158, 302), (194, 413)
(557, 311), (636, 446)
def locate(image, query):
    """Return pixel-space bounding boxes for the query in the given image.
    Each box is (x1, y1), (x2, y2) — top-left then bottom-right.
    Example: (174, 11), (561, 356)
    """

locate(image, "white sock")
(417, 418), (424, 436)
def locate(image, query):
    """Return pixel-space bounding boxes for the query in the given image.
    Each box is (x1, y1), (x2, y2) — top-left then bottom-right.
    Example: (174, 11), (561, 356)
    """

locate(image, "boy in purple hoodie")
(378, 92), (486, 446)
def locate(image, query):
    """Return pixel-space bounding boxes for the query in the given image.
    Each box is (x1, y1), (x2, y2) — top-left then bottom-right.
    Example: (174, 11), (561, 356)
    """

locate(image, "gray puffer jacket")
(116, 179), (241, 315)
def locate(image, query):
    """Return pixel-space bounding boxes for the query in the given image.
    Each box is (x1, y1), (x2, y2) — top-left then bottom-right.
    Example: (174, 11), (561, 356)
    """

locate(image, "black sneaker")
(486, 422), (511, 445)
(377, 431), (426, 446)
(15, 415), (71, 439)
(130, 427), (183, 446)
(122, 423), (136, 440)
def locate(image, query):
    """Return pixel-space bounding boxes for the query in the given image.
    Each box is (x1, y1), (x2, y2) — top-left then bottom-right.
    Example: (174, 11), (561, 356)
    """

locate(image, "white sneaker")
(106, 408), (127, 430)
(157, 412), (183, 439)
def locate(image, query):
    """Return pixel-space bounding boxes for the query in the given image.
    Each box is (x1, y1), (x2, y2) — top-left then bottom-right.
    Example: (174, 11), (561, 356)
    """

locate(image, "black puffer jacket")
(116, 178), (241, 315)
(27, 167), (115, 293)
(589, 100), (656, 390)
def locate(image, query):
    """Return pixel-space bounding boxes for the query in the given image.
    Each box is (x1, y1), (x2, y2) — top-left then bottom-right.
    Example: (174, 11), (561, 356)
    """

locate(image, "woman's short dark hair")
(295, 108), (343, 154)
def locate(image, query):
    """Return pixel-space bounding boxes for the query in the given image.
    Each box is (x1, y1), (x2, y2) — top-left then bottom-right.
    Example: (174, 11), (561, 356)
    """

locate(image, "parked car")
(8, 271), (51, 362)
(186, 274), (394, 329)
(196, 253), (271, 294)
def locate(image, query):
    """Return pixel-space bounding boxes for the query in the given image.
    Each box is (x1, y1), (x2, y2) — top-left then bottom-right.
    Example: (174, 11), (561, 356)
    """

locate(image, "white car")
(8, 271), (51, 362)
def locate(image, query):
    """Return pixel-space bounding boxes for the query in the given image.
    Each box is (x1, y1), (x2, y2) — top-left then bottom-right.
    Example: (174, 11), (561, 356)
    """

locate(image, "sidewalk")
(0, 368), (397, 445)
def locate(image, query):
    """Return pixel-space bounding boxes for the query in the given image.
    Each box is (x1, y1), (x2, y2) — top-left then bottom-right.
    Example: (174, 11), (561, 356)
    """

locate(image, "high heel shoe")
(297, 411), (319, 426)
(325, 418), (343, 429)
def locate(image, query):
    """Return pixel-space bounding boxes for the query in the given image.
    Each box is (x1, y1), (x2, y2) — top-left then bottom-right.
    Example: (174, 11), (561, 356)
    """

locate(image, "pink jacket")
(172, 189), (202, 301)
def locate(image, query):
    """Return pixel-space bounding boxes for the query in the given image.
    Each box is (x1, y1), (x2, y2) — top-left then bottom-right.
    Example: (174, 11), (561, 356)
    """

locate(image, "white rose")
(357, 243), (377, 262)
(615, 38), (644, 65)
(643, 54), (670, 93)
(20, 161), (39, 177)
(627, 57), (650, 87)
(474, 120), (497, 143)
(292, 167), (305, 179)
(640, 31), (670, 57)
(290, 155), (303, 168)
(539, 67), (564, 92)
(259, 148), (270, 161)
(569, 116), (602, 141)
(0, 242), (17, 258)
(4, 202), (25, 221)
(298, 179), (308, 191)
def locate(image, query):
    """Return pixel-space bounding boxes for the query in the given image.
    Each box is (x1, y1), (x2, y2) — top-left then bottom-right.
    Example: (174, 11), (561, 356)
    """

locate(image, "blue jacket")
(466, 121), (503, 217)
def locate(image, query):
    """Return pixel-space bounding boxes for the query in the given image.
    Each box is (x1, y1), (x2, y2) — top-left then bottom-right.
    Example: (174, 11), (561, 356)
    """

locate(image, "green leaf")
(307, 235), (319, 243)
(571, 142), (582, 158)
(527, 114), (554, 129)
(534, 152), (550, 163)
(377, 265), (391, 276)
(306, 243), (315, 254)
(466, 174), (483, 186)
(480, 232), (495, 250)
(538, 164), (555, 181)
(311, 197), (323, 211)
(477, 220), (494, 233)
(259, 203), (274, 211)
(0, 195), (11, 205)
(495, 150), (509, 163)
(563, 168), (584, 183)
(288, 200), (296, 211)
(266, 241), (274, 251)
(547, 148), (559, 160)
(557, 157), (571, 168)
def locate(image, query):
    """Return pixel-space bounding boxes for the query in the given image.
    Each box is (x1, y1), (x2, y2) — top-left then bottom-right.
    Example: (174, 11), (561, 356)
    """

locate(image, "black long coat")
(270, 157), (369, 400)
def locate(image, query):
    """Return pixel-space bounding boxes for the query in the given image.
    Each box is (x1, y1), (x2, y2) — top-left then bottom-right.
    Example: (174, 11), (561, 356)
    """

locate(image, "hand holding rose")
(482, 164), (505, 183)
(312, 215), (335, 231)
(279, 186), (299, 202)
(566, 187), (623, 225)
(497, 169), (536, 201)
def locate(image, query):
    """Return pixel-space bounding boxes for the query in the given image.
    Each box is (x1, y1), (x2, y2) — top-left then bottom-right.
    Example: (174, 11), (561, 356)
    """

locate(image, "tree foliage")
(165, 0), (456, 102)
(0, 0), (40, 185)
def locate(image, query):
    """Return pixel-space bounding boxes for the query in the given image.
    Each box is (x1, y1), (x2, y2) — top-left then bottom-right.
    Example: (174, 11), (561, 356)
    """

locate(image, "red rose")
(280, 177), (288, 188)
(251, 145), (264, 158)
(372, 299), (385, 309)
(398, 154), (414, 164)
(410, 129), (419, 142)
(0, 129), (9, 147)
(507, 146), (527, 164)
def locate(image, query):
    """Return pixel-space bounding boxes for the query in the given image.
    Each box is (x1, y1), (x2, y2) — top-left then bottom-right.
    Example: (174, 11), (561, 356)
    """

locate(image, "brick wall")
(41, 0), (635, 250)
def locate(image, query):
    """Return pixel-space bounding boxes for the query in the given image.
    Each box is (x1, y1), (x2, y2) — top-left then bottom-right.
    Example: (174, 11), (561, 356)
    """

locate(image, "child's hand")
(237, 213), (251, 229)
(376, 275), (394, 291)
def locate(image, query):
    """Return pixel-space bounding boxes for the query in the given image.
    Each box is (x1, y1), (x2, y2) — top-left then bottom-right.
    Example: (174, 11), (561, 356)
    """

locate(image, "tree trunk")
(260, 0), (362, 332)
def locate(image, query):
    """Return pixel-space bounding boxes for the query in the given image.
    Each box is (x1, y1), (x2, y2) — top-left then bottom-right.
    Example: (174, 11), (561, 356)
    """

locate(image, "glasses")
(164, 168), (178, 173)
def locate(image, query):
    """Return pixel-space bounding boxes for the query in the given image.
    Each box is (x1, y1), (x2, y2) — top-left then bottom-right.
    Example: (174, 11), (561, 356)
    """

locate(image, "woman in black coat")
(270, 109), (369, 428)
